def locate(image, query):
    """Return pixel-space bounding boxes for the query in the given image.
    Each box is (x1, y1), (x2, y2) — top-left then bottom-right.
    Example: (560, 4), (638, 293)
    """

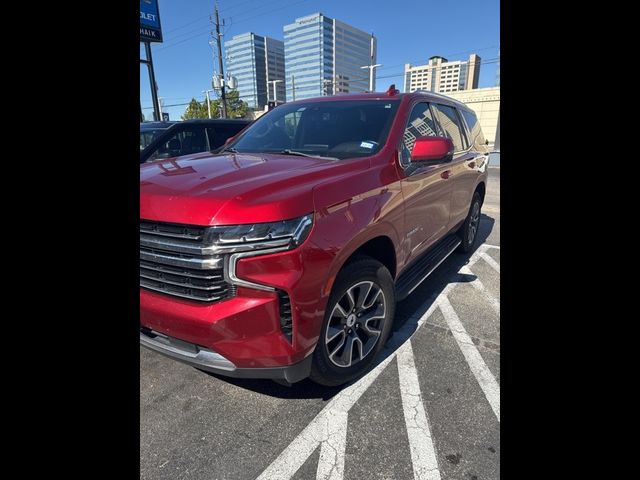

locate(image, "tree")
(181, 90), (249, 120)
(220, 89), (248, 119)
(181, 98), (209, 120)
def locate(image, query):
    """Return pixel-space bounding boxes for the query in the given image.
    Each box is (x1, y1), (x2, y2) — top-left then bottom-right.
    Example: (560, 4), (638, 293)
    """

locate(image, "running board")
(395, 234), (461, 301)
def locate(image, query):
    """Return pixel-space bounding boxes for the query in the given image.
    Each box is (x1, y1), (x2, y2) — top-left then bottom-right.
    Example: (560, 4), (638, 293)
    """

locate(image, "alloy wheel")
(468, 201), (480, 245)
(325, 281), (387, 368)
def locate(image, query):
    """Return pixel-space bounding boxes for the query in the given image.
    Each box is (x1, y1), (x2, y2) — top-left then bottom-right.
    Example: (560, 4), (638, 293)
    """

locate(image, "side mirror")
(410, 136), (454, 163)
(167, 138), (181, 151)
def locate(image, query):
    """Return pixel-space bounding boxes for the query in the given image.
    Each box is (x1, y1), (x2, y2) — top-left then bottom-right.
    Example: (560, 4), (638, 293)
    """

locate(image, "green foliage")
(181, 90), (249, 120)
(181, 98), (209, 120)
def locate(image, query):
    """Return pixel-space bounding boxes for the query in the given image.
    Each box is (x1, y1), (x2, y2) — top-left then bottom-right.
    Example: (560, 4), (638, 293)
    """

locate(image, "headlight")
(209, 214), (313, 252)
(218, 214), (314, 292)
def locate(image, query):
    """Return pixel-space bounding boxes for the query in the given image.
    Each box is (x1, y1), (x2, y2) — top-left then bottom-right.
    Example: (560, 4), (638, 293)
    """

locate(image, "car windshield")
(140, 129), (167, 150)
(227, 99), (400, 160)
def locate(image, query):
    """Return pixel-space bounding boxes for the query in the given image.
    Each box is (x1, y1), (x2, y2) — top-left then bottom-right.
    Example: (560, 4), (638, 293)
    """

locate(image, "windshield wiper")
(220, 147), (239, 154)
(279, 149), (338, 160)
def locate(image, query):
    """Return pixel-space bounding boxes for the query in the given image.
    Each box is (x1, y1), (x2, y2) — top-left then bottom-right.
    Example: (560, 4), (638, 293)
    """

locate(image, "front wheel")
(310, 256), (395, 386)
(457, 191), (482, 253)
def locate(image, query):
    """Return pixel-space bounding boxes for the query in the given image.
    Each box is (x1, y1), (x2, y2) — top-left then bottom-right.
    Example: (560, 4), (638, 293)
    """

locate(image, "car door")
(431, 103), (476, 230)
(399, 102), (453, 265)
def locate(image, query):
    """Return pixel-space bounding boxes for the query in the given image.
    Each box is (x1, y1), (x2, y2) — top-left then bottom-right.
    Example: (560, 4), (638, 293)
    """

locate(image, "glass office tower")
(283, 13), (376, 101)
(225, 32), (285, 109)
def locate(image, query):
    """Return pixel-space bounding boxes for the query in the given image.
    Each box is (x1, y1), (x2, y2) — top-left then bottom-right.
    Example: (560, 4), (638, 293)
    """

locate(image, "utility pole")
(213, 3), (227, 118)
(202, 89), (214, 118)
(268, 80), (283, 104)
(291, 75), (296, 101)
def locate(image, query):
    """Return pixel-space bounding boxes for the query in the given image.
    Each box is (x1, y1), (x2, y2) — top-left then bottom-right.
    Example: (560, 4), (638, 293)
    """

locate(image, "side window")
(460, 109), (486, 148)
(206, 124), (246, 150)
(400, 103), (440, 168)
(432, 104), (468, 152)
(178, 128), (208, 155)
(151, 128), (207, 160)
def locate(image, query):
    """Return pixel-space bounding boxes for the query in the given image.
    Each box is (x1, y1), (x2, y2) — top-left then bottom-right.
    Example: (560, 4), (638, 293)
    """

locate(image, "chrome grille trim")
(140, 248), (223, 270)
(140, 233), (291, 255)
(140, 220), (231, 303)
(139, 271), (226, 291)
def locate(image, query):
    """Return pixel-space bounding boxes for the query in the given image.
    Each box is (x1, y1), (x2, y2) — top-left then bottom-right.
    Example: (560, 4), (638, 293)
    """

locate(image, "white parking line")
(459, 264), (500, 317)
(479, 252), (500, 274)
(255, 241), (499, 479)
(316, 410), (348, 480)
(484, 244), (500, 249)
(255, 347), (401, 480)
(397, 341), (441, 480)
(438, 296), (500, 422)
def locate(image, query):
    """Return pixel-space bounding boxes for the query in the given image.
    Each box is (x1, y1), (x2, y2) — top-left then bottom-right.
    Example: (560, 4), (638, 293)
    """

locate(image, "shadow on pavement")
(203, 215), (496, 400)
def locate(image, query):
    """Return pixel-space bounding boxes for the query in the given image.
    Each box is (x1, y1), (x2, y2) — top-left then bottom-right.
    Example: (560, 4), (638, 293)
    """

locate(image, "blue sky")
(140, 0), (500, 120)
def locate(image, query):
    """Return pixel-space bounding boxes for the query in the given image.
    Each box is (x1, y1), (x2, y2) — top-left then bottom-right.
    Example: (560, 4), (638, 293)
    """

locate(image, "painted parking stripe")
(484, 244), (500, 250)
(316, 410), (348, 480)
(397, 340), (441, 480)
(255, 242), (499, 479)
(255, 349), (400, 480)
(459, 264), (500, 317)
(438, 296), (500, 422)
(479, 252), (500, 274)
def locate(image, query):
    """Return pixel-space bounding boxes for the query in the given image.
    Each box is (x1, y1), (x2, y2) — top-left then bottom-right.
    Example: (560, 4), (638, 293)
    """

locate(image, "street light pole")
(202, 89), (214, 118)
(268, 79), (283, 104)
(360, 64), (382, 92)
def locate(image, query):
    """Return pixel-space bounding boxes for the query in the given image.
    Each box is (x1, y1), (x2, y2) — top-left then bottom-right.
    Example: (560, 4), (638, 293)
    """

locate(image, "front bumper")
(140, 327), (312, 383)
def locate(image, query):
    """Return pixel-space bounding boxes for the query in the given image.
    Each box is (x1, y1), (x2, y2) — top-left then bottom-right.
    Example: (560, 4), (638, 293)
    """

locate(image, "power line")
(161, 0), (267, 36)
(154, 0), (312, 54)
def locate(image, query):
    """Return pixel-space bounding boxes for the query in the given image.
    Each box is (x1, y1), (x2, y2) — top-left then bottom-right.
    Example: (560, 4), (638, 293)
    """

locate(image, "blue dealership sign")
(140, 0), (163, 42)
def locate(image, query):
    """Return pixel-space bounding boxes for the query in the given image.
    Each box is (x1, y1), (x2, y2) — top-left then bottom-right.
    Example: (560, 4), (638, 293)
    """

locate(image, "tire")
(309, 256), (395, 386)
(457, 191), (482, 253)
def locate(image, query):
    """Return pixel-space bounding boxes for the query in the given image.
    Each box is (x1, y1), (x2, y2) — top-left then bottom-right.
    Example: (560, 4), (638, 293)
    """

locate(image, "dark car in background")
(140, 119), (251, 163)
(140, 121), (177, 152)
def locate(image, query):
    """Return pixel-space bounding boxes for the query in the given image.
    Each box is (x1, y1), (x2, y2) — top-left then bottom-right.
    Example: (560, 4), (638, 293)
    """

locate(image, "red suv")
(140, 86), (489, 386)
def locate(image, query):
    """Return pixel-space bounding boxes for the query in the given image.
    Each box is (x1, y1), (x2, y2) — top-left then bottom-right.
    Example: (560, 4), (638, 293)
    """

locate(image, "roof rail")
(413, 89), (468, 108)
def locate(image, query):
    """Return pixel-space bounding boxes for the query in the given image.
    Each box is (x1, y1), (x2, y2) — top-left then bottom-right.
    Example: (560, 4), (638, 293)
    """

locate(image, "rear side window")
(432, 104), (468, 152)
(460, 109), (486, 147)
(206, 124), (247, 150)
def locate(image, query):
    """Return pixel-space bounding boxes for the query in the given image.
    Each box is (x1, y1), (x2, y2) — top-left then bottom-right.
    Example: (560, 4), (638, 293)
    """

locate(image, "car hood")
(140, 152), (366, 225)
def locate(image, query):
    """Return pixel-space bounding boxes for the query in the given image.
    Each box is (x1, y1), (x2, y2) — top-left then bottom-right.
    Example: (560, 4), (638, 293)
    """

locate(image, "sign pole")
(144, 42), (160, 121)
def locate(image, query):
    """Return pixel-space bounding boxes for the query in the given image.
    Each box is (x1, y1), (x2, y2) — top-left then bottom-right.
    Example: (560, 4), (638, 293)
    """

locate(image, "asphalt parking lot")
(140, 167), (500, 480)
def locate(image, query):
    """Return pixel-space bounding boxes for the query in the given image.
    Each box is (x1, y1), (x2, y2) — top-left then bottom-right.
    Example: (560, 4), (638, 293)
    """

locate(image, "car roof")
(140, 119), (250, 130)
(140, 121), (177, 130)
(282, 89), (472, 112)
(177, 118), (251, 125)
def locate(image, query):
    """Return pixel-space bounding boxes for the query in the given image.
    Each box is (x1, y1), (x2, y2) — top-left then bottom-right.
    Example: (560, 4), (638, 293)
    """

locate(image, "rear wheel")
(310, 257), (395, 386)
(457, 192), (482, 253)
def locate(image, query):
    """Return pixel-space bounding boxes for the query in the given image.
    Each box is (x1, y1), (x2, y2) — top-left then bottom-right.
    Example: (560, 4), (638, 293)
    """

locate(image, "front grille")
(140, 220), (232, 303)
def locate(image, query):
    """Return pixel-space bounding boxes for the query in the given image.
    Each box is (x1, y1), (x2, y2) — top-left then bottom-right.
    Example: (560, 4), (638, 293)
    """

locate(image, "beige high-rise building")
(404, 54), (481, 94)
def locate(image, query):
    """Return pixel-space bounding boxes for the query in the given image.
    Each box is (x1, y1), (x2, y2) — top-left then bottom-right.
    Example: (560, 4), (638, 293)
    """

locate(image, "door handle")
(441, 170), (452, 179)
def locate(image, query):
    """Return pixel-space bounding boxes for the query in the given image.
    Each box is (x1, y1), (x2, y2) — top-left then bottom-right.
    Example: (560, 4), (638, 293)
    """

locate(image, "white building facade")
(404, 54), (481, 94)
